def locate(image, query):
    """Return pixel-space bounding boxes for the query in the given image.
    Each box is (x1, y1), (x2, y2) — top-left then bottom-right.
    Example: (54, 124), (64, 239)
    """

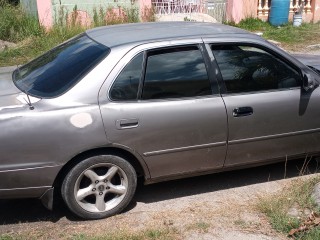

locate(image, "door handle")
(233, 107), (253, 117)
(116, 118), (139, 129)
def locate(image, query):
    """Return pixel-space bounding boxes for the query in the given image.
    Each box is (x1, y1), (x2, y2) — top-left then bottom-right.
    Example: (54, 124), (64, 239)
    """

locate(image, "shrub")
(0, 0), (44, 42)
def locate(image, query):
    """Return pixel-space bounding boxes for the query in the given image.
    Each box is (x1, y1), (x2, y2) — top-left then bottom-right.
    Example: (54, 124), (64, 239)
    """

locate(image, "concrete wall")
(51, 0), (135, 17)
(20, 0), (38, 18)
(21, 0), (142, 29)
(311, 0), (320, 22)
(226, 0), (258, 23)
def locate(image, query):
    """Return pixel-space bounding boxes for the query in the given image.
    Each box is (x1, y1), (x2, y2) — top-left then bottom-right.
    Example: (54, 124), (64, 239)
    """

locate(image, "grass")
(0, 0), (44, 42)
(0, 227), (177, 240)
(0, 1), (155, 67)
(226, 18), (320, 51)
(258, 176), (320, 239)
(186, 220), (210, 233)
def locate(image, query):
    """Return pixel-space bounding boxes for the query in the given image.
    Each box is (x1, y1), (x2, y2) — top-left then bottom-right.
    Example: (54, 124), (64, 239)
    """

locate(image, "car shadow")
(0, 157), (319, 225)
(133, 157), (320, 203)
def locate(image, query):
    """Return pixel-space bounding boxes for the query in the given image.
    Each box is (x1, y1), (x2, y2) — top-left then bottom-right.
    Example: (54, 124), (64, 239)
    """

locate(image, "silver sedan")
(0, 22), (319, 219)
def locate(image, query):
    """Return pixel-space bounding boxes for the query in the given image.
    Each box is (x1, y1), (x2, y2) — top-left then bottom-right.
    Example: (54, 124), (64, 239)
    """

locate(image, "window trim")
(140, 44), (214, 101)
(108, 43), (221, 102)
(207, 42), (303, 96)
(109, 51), (145, 101)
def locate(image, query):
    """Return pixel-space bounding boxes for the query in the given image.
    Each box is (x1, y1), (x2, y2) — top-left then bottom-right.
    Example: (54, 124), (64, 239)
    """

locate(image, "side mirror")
(303, 72), (319, 92)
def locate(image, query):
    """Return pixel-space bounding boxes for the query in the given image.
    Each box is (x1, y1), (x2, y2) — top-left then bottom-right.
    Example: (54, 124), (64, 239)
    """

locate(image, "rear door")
(99, 41), (228, 180)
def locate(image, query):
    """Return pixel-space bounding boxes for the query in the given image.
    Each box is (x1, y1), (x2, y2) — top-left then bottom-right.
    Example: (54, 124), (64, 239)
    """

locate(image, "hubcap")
(74, 163), (128, 213)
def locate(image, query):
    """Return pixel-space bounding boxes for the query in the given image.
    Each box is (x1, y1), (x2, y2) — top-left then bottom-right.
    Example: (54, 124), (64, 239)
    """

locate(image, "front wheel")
(61, 155), (137, 219)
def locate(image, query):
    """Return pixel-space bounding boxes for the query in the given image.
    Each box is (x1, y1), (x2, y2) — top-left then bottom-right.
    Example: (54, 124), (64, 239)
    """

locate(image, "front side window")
(142, 46), (212, 100)
(211, 45), (301, 94)
(13, 34), (110, 98)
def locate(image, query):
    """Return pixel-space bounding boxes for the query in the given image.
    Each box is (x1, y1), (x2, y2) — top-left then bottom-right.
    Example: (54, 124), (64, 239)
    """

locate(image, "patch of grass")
(69, 228), (175, 240)
(234, 219), (249, 228)
(226, 17), (320, 51)
(0, 236), (13, 240)
(186, 220), (210, 233)
(258, 176), (320, 239)
(0, 24), (84, 66)
(0, 235), (25, 240)
(0, 0), (44, 42)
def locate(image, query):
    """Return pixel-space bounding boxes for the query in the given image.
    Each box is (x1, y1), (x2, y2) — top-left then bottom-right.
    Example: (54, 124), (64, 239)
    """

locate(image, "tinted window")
(13, 34), (110, 98)
(211, 45), (301, 93)
(142, 46), (211, 100)
(110, 53), (143, 101)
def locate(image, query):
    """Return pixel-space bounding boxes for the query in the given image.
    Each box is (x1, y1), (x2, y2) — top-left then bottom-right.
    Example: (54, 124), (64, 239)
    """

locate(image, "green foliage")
(0, 2), (143, 67)
(69, 228), (174, 240)
(225, 17), (320, 46)
(0, 0), (44, 42)
(0, 236), (14, 240)
(93, 6), (107, 27)
(258, 177), (320, 239)
(295, 228), (320, 240)
(124, 6), (140, 23)
(226, 17), (271, 31)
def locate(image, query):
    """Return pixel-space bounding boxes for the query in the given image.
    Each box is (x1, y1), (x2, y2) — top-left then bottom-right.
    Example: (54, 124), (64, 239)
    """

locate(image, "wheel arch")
(53, 146), (150, 190)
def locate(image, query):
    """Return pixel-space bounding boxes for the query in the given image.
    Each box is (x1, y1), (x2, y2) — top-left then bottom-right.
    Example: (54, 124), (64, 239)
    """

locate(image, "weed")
(141, 6), (156, 22)
(93, 6), (107, 27)
(186, 220), (210, 233)
(69, 227), (175, 240)
(225, 17), (320, 51)
(234, 219), (249, 228)
(0, 0), (44, 42)
(183, 16), (196, 22)
(0, 235), (24, 240)
(124, 6), (140, 23)
(258, 176), (320, 239)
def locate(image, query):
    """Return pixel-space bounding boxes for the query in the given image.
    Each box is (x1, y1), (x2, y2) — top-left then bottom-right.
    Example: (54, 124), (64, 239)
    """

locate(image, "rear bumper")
(0, 165), (62, 199)
(0, 186), (51, 199)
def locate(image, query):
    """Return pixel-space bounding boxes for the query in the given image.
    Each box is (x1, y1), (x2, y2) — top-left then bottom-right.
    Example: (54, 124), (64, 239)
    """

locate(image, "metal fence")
(152, 0), (227, 22)
(206, 1), (226, 22)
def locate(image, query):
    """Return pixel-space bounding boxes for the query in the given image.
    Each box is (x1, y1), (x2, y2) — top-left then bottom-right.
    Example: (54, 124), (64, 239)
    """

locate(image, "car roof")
(86, 21), (252, 48)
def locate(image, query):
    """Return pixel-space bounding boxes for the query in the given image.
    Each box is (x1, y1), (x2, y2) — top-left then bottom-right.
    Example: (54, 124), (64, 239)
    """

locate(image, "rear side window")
(211, 45), (301, 94)
(13, 34), (110, 98)
(142, 46), (212, 100)
(110, 53), (143, 101)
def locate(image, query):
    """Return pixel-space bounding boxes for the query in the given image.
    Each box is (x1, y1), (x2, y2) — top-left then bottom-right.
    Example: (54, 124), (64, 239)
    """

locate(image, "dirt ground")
(0, 40), (16, 52)
(1, 159), (320, 239)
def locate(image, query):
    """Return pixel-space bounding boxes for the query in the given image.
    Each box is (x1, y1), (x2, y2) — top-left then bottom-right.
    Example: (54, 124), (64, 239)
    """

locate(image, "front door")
(99, 43), (228, 179)
(209, 43), (320, 167)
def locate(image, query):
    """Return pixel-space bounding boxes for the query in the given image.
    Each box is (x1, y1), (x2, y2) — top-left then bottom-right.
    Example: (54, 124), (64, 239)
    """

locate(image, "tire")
(61, 155), (137, 219)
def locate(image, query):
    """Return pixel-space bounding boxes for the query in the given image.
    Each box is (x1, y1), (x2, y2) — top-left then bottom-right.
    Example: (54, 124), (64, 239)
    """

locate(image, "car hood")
(0, 67), (40, 110)
(293, 54), (320, 71)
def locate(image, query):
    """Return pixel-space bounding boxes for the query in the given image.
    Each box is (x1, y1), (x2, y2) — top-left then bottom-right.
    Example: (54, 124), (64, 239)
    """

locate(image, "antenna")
(26, 93), (34, 110)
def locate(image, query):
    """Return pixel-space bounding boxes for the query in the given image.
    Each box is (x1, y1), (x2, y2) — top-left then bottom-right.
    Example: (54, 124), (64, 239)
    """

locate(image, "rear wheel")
(61, 155), (137, 219)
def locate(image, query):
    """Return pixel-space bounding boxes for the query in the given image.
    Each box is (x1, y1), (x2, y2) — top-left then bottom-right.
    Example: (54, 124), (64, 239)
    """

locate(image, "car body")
(0, 22), (320, 219)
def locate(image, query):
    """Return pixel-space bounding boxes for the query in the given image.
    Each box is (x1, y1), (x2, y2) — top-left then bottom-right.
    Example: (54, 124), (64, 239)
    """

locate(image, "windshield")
(13, 34), (110, 98)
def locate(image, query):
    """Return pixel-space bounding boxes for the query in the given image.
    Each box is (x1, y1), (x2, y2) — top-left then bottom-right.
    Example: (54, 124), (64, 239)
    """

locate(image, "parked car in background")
(0, 22), (320, 220)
